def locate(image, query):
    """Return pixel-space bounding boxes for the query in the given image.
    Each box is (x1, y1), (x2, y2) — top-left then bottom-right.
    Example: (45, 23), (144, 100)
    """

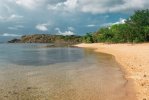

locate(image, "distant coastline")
(8, 34), (82, 47)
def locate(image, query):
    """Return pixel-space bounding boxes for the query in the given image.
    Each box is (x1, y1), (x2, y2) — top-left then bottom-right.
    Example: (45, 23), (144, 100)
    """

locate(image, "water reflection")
(0, 44), (83, 66)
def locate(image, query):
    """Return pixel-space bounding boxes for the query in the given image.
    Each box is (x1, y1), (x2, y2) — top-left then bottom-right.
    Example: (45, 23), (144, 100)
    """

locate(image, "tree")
(82, 33), (94, 43)
(144, 26), (149, 41)
(127, 9), (149, 42)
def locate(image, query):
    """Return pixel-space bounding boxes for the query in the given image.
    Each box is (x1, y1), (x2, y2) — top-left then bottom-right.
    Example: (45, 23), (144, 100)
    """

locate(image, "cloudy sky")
(0, 0), (149, 39)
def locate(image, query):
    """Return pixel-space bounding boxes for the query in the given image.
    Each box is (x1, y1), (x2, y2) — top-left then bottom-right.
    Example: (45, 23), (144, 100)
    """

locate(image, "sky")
(0, 0), (149, 41)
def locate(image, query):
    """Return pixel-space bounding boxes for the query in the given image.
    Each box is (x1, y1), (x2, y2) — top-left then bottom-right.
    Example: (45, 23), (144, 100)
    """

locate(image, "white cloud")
(47, 0), (149, 14)
(55, 27), (75, 35)
(60, 31), (75, 35)
(113, 18), (126, 25)
(80, 0), (149, 14)
(0, 14), (23, 22)
(15, 0), (34, 9)
(48, 0), (78, 12)
(102, 18), (126, 26)
(86, 24), (96, 27)
(15, 0), (46, 9)
(36, 23), (48, 31)
(8, 14), (23, 20)
(63, 0), (78, 9)
(0, 33), (22, 37)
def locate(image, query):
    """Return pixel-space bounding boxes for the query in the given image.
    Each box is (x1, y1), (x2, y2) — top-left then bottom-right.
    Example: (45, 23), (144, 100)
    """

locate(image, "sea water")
(0, 44), (136, 100)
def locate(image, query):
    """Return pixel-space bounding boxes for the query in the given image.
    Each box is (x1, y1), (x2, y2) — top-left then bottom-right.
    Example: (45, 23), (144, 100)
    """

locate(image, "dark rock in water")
(26, 87), (32, 91)
(8, 38), (21, 43)
(12, 91), (18, 95)
(45, 44), (55, 47)
(8, 91), (12, 94)
(4, 95), (8, 98)
(40, 43), (75, 48)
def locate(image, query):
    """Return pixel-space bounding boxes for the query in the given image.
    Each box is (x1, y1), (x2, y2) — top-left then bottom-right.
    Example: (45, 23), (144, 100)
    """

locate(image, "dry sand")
(75, 43), (149, 100)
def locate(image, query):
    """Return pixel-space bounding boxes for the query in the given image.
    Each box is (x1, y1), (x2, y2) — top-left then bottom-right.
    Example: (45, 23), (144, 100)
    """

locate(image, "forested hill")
(82, 9), (149, 43)
(8, 34), (82, 44)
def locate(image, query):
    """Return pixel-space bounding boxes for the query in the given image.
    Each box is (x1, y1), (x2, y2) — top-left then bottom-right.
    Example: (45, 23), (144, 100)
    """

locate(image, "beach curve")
(75, 43), (149, 100)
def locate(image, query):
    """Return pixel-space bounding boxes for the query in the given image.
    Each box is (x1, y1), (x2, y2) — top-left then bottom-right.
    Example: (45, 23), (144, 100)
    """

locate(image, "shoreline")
(75, 43), (149, 100)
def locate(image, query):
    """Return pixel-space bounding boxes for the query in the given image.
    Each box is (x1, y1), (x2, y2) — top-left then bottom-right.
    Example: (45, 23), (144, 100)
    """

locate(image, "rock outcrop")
(8, 34), (82, 44)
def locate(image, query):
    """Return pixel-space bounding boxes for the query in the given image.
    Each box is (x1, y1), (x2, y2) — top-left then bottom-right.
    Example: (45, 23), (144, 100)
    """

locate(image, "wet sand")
(75, 43), (149, 100)
(0, 49), (137, 100)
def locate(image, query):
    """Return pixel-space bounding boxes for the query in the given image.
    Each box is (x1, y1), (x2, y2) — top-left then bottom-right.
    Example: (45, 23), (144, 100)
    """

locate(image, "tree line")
(82, 9), (149, 43)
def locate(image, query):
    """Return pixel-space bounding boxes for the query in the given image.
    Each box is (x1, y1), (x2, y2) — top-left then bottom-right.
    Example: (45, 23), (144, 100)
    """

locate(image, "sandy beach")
(75, 43), (149, 100)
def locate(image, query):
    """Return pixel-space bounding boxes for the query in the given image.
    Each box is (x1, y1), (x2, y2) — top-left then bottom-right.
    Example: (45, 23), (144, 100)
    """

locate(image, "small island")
(8, 34), (82, 47)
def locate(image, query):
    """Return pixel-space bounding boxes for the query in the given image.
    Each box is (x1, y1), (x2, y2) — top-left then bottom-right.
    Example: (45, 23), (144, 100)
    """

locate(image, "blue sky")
(0, 0), (149, 40)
